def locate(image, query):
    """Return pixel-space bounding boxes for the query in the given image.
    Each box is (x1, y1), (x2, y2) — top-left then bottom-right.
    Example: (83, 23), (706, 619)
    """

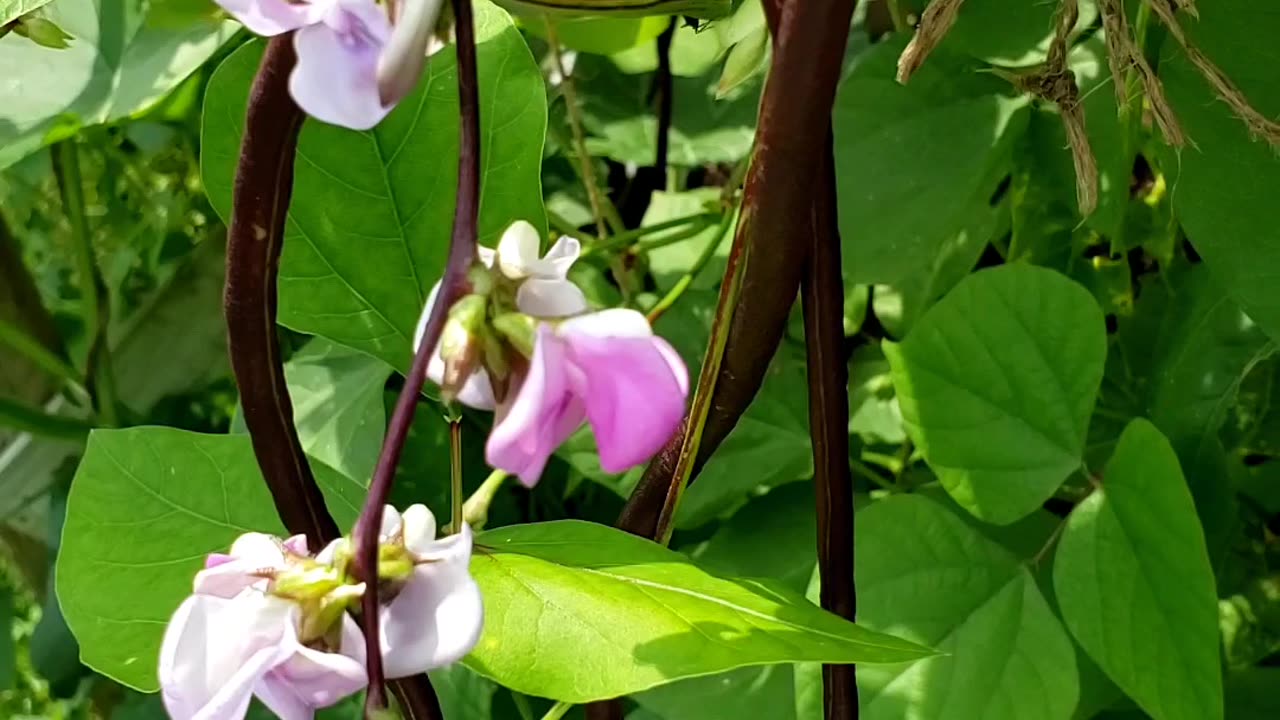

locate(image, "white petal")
(536, 236), (582, 279)
(558, 308), (654, 340)
(194, 533), (287, 597)
(516, 278), (589, 318)
(495, 221), (544, 279)
(400, 504), (440, 556)
(380, 526), (482, 678)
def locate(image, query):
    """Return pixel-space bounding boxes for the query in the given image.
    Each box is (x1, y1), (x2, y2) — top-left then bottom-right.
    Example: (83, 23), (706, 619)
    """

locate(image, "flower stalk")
(353, 0), (482, 712)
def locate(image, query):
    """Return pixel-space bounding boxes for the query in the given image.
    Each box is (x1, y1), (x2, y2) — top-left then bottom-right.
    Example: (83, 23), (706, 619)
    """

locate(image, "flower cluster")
(160, 505), (479, 720)
(214, 0), (446, 129)
(420, 221), (690, 487)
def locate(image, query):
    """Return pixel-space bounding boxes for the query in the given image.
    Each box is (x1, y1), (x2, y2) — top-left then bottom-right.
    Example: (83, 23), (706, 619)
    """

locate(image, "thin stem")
(850, 458), (895, 491)
(540, 701), (574, 720)
(580, 213), (717, 256)
(652, 19), (675, 185)
(0, 319), (91, 406)
(887, 0), (912, 32)
(51, 140), (118, 426)
(225, 36), (339, 548)
(512, 692), (536, 720)
(355, 0), (481, 713)
(546, 210), (598, 246)
(544, 18), (610, 239)
(0, 397), (94, 442)
(450, 418), (464, 531)
(646, 209), (736, 323)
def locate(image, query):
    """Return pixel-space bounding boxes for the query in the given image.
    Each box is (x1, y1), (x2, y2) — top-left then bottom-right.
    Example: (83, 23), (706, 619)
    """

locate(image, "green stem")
(547, 210), (599, 246)
(0, 397), (93, 442)
(0, 319), (91, 406)
(450, 419), (464, 533)
(887, 0), (912, 32)
(462, 469), (508, 530)
(52, 140), (118, 426)
(540, 702), (573, 720)
(511, 693), (536, 720)
(582, 213), (718, 257)
(646, 209), (736, 322)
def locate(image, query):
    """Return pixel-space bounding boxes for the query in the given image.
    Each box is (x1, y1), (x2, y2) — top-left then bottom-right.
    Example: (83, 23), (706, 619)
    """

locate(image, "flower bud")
(439, 294), (488, 404)
(492, 312), (537, 357)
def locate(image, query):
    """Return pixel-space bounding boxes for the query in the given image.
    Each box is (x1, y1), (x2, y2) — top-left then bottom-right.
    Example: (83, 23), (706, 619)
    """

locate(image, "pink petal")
(485, 325), (586, 486)
(560, 327), (688, 473)
(257, 614), (367, 719)
(282, 535), (309, 556)
(380, 526), (482, 678)
(376, 0), (448, 106)
(214, 0), (326, 35)
(290, 0), (392, 130)
(159, 595), (293, 720)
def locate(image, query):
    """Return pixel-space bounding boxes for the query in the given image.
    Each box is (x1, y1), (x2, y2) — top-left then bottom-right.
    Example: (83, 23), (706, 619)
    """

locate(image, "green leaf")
(885, 264), (1107, 524)
(56, 427), (362, 691)
(0, 0), (236, 169)
(201, 1), (547, 372)
(642, 189), (730, 293)
(834, 37), (1027, 286)
(1053, 419), (1223, 720)
(465, 520), (931, 702)
(1160, 3), (1280, 343)
(574, 53), (760, 167)
(521, 16), (669, 55)
(1225, 669), (1280, 720)
(633, 484), (818, 720)
(233, 340), (393, 484)
(932, 0), (1097, 66)
(847, 344), (905, 445)
(716, 25), (769, 99)
(0, 0), (53, 26)
(855, 494), (1079, 720)
(497, 0), (728, 20)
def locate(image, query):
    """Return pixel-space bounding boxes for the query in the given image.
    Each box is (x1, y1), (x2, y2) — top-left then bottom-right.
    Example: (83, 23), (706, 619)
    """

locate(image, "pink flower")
(159, 533), (367, 720)
(488, 309), (689, 486)
(214, 0), (444, 130)
(416, 220), (588, 410)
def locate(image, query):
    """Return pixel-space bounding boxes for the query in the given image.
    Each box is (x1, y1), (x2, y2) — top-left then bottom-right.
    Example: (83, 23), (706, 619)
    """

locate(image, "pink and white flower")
(214, 0), (445, 130)
(159, 534), (366, 720)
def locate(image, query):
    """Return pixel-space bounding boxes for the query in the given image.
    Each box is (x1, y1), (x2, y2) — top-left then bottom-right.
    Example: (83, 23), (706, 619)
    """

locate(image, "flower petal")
(290, 0), (392, 130)
(515, 277), (589, 318)
(381, 526), (482, 678)
(214, 0), (326, 35)
(561, 325), (688, 473)
(194, 533), (287, 597)
(257, 613), (367, 719)
(375, 0), (448, 106)
(399, 503), (439, 556)
(495, 221), (544, 279)
(159, 594), (293, 720)
(486, 325), (585, 486)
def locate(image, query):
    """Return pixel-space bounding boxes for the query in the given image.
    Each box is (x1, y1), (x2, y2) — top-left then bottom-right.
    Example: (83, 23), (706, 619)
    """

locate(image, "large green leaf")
(884, 264), (1107, 524)
(56, 427), (362, 691)
(834, 37), (1027, 286)
(1161, 3), (1280, 343)
(854, 494), (1078, 720)
(465, 520), (930, 702)
(201, 1), (547, 372)
(0, 0), (235, 169)
(1053, 419), (1223, 720)
(632, 484), (819, 720)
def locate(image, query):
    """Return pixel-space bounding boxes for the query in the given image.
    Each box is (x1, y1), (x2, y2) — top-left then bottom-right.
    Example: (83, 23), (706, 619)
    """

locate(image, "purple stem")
(354, 0), (481, 713)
